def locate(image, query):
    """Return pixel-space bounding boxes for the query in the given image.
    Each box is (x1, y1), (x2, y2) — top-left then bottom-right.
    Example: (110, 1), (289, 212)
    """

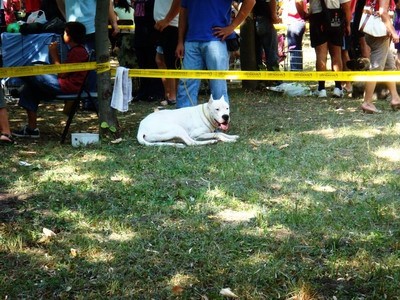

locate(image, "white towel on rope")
(111, 66), (132, 112)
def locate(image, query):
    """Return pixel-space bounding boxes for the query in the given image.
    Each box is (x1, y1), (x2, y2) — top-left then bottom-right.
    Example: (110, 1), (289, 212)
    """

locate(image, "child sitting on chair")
(12, 21), (89, 139)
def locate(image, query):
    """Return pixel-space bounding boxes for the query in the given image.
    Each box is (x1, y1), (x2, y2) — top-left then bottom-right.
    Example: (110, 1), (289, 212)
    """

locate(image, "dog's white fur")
(137, 95), (239, 147)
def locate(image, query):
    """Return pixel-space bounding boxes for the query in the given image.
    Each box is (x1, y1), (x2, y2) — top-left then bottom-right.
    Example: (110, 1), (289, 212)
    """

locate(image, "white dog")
(137, 95), (239, 147)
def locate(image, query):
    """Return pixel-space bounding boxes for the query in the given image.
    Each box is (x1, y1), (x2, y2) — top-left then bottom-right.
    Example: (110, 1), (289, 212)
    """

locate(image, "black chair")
(56, 51), (98, 144)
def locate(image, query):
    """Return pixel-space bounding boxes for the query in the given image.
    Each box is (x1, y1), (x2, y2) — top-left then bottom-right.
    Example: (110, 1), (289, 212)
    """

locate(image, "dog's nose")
(222, 114), (229, 121)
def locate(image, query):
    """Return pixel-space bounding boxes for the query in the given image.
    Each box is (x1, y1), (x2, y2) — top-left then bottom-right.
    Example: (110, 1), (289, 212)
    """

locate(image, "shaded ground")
(0, 193), (26, 222)
(7, 99), (101, 145)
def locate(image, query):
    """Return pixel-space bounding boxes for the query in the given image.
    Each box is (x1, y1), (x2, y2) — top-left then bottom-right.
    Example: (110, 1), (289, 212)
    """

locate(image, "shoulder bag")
(359, 0), (388, 37)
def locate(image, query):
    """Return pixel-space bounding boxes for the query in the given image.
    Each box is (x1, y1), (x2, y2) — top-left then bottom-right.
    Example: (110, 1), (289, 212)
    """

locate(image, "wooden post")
(239, 13), (258, 91)
(95, 0), (119, 139)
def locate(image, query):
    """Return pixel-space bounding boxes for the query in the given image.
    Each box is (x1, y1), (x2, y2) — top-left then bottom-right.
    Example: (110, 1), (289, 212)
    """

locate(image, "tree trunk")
(240, 14), (258, 91)
(95, 1), (119, 139)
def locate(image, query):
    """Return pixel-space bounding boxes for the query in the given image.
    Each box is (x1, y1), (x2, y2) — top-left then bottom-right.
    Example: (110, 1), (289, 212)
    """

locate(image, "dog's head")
(346, 57), (370, 71)
(207, 95), (230, 131)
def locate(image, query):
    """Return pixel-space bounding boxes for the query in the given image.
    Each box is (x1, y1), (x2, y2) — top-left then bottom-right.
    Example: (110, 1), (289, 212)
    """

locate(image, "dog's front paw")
(219, 135), (239, 142)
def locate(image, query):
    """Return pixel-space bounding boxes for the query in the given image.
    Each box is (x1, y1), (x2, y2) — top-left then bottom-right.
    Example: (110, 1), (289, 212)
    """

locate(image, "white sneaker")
(316, 89), (327, 98)
(333, 87), (344, 98)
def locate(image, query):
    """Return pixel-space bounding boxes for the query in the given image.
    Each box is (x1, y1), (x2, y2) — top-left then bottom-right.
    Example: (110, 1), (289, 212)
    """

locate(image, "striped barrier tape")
(120, 69), (400, 82)
(0, 62), (109, 77)
(1, 62), (400, 82)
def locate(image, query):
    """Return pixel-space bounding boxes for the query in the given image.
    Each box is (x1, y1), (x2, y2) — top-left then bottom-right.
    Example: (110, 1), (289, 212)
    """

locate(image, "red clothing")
(25, 0), (41, 13)
(366, 0), (395, 10)
(3, 0), (21, 24)
(58, 45), (89, 94)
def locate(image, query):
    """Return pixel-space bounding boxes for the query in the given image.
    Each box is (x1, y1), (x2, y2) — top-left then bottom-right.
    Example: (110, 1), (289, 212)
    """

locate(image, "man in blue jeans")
(175, 0), (255, 108)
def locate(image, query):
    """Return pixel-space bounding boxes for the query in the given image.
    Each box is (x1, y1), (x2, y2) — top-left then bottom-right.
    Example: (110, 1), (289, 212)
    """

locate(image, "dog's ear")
(209, 95), (215, 104)
(209, 95), (224, 103)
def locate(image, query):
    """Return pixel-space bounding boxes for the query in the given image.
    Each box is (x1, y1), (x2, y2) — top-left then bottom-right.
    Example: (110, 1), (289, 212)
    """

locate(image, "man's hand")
(155, 19), (169, 32)
(175, 42), (185, 59)
(212, 25), (235, 41)
(48, 42), (61, 64)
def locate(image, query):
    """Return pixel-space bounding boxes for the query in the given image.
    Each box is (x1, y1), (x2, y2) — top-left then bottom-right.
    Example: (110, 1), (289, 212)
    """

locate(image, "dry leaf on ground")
(220, 288), (238, 298)
(42, 228), (56, 237)
(172, 285), (184, 295)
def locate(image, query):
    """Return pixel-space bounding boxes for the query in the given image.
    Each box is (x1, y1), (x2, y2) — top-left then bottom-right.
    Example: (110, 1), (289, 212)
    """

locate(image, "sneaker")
(315, 89), (327, 98)
(333, 87), (344, 98)
(12, 125), (40, 138)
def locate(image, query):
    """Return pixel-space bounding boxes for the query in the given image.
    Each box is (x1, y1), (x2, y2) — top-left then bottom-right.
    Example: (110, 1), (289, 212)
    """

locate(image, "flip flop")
(0, 133), (15, 145)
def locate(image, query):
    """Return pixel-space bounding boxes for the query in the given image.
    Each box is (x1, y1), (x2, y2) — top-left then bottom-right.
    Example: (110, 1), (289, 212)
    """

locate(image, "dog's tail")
(137, 131), (186, 148)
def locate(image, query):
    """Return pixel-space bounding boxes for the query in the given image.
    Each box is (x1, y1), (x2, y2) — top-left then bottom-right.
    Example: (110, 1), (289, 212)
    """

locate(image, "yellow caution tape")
(119, 69), (400, 82)
(96, 62), (111, 73)
(2, 63), (400, 82)
(109, 25), (135, 30)
(0, 62), (97, 78)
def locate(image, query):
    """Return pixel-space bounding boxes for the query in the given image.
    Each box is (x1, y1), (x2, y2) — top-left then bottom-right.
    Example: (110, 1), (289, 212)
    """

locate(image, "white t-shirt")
(153, 0), (179, 27)
(65, 0), (96, 34)
(309, 0), (350, 14)
(115, 7), (134, 22)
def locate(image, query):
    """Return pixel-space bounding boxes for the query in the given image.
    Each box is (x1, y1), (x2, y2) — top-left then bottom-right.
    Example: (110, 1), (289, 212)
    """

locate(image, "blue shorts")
(342, 35), (351, 51)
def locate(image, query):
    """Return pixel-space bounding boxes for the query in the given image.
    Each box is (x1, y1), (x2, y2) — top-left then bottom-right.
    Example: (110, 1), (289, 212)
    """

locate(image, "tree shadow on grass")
(0, 192), (28, 223)
(2, 87), (400, 298)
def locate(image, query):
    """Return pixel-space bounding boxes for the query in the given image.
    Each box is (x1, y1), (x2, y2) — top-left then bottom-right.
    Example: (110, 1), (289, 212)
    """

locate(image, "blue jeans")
(176, 41), (229, 108)
(256, 23), (279, 71)
(287, 20), (305, 71)
(19, 74), (64, 112)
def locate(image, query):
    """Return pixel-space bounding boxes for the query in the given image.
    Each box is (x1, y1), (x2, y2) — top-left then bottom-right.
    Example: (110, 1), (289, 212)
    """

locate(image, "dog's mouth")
(216, 119), (229, 131)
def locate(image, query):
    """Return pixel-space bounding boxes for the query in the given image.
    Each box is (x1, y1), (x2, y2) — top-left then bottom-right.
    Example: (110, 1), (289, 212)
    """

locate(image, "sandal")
(0, 133), (15, 145)
(160, 99), (176, 106)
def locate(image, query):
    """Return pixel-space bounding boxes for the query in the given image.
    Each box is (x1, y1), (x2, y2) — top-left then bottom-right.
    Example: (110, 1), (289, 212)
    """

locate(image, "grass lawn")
(1, 84), (400, 299)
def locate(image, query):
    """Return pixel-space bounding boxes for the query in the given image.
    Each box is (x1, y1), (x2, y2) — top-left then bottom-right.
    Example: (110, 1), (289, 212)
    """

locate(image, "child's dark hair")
(114, 0), (132, 13)
(65, 22), (86, 45)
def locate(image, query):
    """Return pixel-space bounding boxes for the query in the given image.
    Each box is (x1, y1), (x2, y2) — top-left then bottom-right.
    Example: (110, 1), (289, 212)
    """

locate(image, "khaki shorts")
(365, 34), (395, 71)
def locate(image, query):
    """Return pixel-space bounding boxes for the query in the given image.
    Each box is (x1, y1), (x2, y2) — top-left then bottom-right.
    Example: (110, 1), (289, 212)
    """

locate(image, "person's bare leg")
(315, 43), (328, 71)
(166, 78), (177, 101)
(361, 81), (379, 113)
(0, 108), (11, 135)
(329, 44), (342, 72)
(341, 49), (352, 92)
(315, 43), (328, 92)
(27, 110), (38, 129)
(155, 52), (169, 100)
(329, 44), (344, 94)
(386, 81), (400, 109)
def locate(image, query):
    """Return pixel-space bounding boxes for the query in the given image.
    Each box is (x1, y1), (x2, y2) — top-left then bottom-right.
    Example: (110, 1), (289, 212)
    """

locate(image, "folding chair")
(277, 33), (288, 71)
(56, 51), (98, 144)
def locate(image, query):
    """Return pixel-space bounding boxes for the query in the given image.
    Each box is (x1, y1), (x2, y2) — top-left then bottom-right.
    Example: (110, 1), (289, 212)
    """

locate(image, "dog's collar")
(201, 103), (218, 131)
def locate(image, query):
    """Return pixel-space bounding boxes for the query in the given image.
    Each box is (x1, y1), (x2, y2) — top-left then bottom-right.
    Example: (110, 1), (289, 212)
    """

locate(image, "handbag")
(359, 1), (388, 37)
(27, 10), (47, 24)
(226, 33), (240, 52)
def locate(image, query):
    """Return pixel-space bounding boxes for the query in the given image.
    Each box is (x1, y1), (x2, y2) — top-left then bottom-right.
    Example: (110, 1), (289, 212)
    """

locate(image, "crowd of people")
(1, 0), (400, 144)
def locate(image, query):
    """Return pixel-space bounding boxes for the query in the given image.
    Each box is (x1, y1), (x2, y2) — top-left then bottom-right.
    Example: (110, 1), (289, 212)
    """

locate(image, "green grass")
(1, 85), (400, 299)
